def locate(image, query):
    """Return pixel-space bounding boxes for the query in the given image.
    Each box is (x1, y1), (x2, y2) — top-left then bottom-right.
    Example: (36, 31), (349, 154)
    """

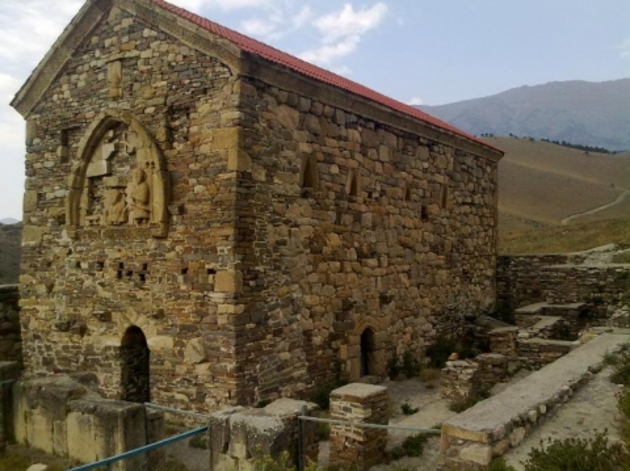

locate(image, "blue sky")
(0, 0), (628, 219)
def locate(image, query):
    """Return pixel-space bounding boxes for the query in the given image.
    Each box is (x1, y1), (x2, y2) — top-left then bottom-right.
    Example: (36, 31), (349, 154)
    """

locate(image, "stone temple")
(11, 0), (504, 411)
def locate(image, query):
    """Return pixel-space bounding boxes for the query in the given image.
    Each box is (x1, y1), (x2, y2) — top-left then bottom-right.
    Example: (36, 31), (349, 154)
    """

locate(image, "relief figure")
(127, 168), (151, 226)
(103, 189), (128, 225)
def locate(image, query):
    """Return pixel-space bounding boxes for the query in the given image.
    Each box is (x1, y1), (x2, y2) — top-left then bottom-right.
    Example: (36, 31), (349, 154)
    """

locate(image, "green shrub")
(619, 388), (630, 446)
(188, 433), (208, 450)
(400, 402), (419, 415)
(402, 352), (422, 377)
(311, 361), (348, 410)
(389, 434), (428, 460)
(387, 355), (402, 379)
(608, 348), (630, 386)
(252, 450), (295, 471)
(255, 399), (273, 408)
(521, 432), (630, 471)
(426, 335), (458, 369)
(485, 458), (517, 471)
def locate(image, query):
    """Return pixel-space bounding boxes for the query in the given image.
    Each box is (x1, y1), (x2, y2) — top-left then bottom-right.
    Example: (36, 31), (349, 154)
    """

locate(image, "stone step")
(515, 302), (586, 315)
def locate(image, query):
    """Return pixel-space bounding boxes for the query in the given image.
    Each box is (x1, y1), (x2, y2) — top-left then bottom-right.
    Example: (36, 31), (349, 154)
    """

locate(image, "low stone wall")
(12, 374), (155, 470)
(329, 383), (389, 471)
(488, 327), (518, 358)
(441, 354), (508, 402)
(208, 399), (319, 471)
(497, 255), (630, 321)
(441, 361), (479, 402)
(440, 333), (628, 469)
(0, 285), (21, 364)
(517, 338), (579, 369)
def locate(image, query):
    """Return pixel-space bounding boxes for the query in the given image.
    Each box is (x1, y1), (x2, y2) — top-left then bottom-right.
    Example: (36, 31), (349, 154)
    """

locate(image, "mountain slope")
(491, 137), (630, 233)
(420, 79), (630, 151)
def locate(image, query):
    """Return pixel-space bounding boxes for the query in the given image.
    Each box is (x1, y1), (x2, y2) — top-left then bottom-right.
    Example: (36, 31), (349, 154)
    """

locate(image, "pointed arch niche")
(66, 110), (169, 239)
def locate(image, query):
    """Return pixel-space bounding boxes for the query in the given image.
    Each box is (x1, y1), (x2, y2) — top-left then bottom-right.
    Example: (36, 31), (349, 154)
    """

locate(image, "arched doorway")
(360, 328), (376, 377)
(120, 326), (150, 403)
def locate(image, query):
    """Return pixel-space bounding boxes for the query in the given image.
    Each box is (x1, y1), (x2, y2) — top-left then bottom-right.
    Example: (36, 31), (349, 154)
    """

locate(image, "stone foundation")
(208, 398), (319, 471)
(488, 327), (518, 358)
(497, 254), (630, 321)
(0, 285), (21, 364)
(517, 338), (579, 368)
(441, 354), (507, 402)
(12, 374), (154, 470)
(440, 333), (628, 469)
(329, 383), (389, 470)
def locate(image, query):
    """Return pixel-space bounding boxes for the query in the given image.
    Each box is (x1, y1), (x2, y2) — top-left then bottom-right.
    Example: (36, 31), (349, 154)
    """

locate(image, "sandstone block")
(459, 444), (492, 466)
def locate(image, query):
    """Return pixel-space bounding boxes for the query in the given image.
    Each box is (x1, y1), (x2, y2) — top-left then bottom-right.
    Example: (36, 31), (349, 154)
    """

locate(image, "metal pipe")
(68, 426), (208, 471)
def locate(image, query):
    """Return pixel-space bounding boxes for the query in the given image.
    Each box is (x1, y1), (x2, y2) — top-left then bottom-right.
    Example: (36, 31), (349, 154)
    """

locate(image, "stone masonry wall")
(232, 74), (500, 400)
(18, 0), (502, 411)
(20, 6), (241, 411)
(329, 383), (389, 470)
(497, 255), (630, 320)
(0, 286), (21, 364)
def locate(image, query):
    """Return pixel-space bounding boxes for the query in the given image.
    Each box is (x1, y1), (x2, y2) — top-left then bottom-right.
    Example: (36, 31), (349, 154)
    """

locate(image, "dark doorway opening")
(121, 325), (150, 403)
(360, 328), (376, 377)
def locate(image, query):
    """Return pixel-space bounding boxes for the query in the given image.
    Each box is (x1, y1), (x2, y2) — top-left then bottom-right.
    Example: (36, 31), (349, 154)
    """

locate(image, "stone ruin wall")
(20, 7), (243, 411)
(497, 254), (630, 319)
(233, 71), (500, 400)
(0, 285), (21, 365)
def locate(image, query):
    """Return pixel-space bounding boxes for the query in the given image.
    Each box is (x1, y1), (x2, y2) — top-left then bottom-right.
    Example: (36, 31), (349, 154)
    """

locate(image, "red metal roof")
(149, 0), (500, 154)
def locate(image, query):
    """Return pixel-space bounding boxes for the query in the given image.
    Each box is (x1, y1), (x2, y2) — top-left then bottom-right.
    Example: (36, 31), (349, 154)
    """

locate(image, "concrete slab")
(443, 333), (629, 434)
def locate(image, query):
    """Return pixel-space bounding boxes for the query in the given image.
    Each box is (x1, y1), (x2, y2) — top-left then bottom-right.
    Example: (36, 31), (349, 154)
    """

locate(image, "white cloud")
(241, 18), (278, 36)
(300, 35), (360, 65)
(409, 97), (424, 106)
(292, 6), (314, 29)
(0, 1), (83, 219)
(298, 3), (388, 66)
(172, 0), (275, 12)
(0, 0), (83, 62)
(333, 66), (353, 76)
(240, 5), (314, 41)
(313, 3), (388, 44)
(620, 38), (630, 58)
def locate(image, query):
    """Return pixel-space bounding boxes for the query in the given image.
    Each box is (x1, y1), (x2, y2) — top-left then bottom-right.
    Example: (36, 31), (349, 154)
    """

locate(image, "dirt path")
(561, 189), (630, 225)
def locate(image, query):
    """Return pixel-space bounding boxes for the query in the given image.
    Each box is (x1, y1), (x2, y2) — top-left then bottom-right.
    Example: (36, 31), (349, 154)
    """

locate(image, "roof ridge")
(156, 1), (500, 154)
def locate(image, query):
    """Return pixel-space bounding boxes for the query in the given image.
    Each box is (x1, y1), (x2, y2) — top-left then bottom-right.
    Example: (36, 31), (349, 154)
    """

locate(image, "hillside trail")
(561, 188), (630, 225)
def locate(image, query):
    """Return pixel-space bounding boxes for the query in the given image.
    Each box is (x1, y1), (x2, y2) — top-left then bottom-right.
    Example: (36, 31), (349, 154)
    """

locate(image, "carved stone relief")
(68, 110), (169, 238)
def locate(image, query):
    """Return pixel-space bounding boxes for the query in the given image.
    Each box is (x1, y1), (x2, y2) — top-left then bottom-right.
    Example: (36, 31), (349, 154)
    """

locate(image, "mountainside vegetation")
(0, 223), (21, 285)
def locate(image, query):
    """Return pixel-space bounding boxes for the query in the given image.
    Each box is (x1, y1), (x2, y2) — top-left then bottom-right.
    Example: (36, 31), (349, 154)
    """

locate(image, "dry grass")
(499, 218), (630, 254)
(0, 446), (73, 471)
(489, 137), (630, 233)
